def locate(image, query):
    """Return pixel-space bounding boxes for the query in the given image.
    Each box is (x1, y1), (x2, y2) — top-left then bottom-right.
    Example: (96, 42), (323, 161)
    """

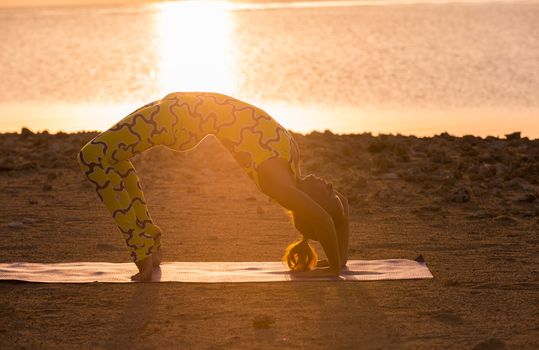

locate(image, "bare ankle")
(152, 247), (162, 268)
(131, 256), (153, 282)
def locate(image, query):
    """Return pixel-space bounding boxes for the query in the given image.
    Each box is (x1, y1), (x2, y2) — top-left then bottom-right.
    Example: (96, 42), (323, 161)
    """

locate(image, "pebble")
(472, 337), (506, 350)
(252, 315), (275, 329)
(466, 210), (494, 220)
(352, 176), (368, 189)
(494, 163), (508, 176)
(7, 222), (23, 229)
(451, 187), (471, 203)
(375, 189), (391, 201)
(478, 163), (496, 178)
(516, 193), (536, 203)
(492, 215), (518, 225)
(377, 172), (399, 180)
(0, 159), (14, 171)
(416, 205), (442, 213)
(22, 218), (36, 224)
(505, 178), (530, 191)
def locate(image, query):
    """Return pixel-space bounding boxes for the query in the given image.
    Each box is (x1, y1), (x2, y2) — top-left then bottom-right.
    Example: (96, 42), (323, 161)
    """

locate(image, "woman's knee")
(78, 139), (110, 171)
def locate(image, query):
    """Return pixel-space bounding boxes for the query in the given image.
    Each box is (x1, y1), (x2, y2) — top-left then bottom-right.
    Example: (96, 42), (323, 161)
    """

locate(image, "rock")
(505, 178), (534, 192)
(516, 193), (536, 203)
(50, 142), (61, 153)
(17, 162), (37, 171)
(429, 149), (452, 164)
(352, 176), (368, 189)
(466, 210), (494, 220)
(478, 164), (496, 178)
(377, 172), (399, 180)
(452, 169), (463, 180)
(21, 127), (34, 137)
(515, 211), (535, 218)
(42, 183), (53, 191)
(462, 134), (481, 144)
(372, 154), (395, 173)
(504, 132), (521, 141)
(472, 337), (506, 350)
(0, 159), (14, 171)
(375, 189), (391, 201)
(494, 163), (508, 177)
(438, 132), (454, 141)
(451, 187), (471, 203)
(416, 205), (442, 213)
(252, 315), (275, 329)
(22, 218), (36, 224)
(492, 215), (518, 225)
(429, 309), (464, 325)
(367, 139), (388, 153)
(256, 205), (265, 215)
(439, 176), (457, 191)
(7, 222), (23, 229)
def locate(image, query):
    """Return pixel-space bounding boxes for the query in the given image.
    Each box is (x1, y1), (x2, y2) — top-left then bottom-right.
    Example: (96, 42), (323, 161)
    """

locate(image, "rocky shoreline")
(2, 128), (537, 224)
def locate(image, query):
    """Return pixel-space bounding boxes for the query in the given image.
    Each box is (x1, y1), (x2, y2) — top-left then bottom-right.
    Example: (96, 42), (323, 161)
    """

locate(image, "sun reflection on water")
(154, 1), (237, 95)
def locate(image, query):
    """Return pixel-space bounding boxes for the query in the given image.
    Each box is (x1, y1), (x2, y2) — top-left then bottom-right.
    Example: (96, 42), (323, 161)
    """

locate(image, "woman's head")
(282, 174), (345, 271)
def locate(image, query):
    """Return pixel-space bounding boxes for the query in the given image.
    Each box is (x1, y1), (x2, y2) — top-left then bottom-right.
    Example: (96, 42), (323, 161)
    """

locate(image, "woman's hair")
(282, 237), (318, 272)
(282, 175), (345, 271)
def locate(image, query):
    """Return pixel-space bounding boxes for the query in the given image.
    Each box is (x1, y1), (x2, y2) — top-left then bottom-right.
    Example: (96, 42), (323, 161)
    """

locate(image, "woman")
(78, 92), (349, 281)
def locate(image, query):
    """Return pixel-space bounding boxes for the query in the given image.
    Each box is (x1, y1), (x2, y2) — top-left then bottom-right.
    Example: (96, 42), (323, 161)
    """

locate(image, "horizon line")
(0, 0), (536, 10)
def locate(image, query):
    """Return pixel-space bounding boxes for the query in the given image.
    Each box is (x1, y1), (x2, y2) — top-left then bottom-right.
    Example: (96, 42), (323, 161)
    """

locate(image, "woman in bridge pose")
(78, 92), (349, 281)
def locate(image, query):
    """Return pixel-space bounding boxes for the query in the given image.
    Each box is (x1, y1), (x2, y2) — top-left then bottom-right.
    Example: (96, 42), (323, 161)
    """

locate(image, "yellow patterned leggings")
(78, 100), (169, 262)
(78, 92), (298, 262)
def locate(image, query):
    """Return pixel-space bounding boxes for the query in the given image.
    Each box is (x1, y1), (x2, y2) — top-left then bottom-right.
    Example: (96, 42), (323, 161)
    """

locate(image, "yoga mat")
(0, 258), (432, 283)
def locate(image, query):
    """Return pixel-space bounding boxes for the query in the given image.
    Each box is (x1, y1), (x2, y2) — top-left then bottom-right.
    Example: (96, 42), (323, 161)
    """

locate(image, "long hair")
(281, 176), (345, 271)
(282, 237), (318, 272)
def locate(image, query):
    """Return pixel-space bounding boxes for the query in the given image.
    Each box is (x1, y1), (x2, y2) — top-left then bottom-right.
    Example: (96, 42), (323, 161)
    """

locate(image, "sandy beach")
(0, 129), (537, 349)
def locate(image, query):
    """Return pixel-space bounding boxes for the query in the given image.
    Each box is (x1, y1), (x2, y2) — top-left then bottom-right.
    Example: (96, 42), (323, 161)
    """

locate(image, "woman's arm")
(316, 192), (349, 268)
(258, 159), (342, 274)
(275, 185), (342, 274)
(335, 191), (349, 266)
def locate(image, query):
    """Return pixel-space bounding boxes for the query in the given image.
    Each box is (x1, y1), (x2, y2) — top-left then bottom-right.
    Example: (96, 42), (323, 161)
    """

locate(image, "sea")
(0, 0), (538, 137)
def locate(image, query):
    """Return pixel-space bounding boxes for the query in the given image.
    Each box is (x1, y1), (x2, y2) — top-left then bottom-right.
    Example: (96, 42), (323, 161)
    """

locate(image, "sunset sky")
(1, 0), (537, 136)
(0, 0), (155, 7)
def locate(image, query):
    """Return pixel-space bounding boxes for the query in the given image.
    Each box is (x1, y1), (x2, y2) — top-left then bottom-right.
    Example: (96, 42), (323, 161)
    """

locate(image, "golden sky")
(0, 0), (157, 7)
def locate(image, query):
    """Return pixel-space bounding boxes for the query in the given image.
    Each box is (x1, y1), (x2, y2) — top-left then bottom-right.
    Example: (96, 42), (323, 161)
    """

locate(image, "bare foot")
(131, 256), (154, 282)
(316, 259), (330, 268)
(152, 246), (162, 268)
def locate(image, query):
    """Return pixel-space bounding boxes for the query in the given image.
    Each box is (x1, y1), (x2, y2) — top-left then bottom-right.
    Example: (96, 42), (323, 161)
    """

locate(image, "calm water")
(1, 0), (538, 136)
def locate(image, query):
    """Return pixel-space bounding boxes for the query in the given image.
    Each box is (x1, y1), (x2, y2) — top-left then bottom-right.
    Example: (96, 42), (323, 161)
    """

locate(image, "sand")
(0, 128), (538, 349)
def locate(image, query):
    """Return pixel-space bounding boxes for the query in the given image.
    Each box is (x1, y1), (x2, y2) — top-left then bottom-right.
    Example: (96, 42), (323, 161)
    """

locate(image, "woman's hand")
(335, 191), (349, 266)
(317, 259), (330, 267)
